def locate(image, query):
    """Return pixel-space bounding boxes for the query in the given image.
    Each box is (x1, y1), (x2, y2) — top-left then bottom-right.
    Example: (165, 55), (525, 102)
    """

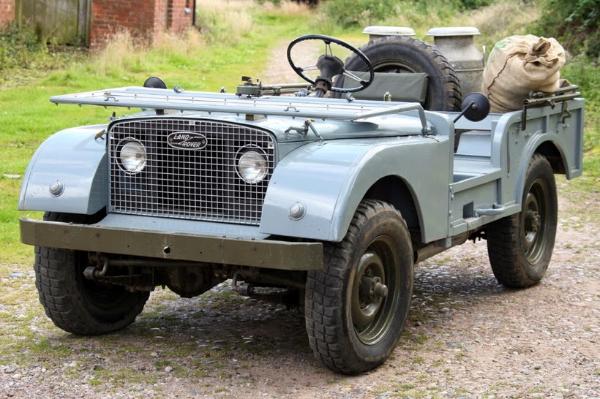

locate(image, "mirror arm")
(453, 101), (475, 124)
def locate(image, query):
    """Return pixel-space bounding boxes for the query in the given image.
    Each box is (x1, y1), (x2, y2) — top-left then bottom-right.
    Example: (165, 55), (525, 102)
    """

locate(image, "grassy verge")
(0, 5), (310, 266)
(562, 58), (600, 192)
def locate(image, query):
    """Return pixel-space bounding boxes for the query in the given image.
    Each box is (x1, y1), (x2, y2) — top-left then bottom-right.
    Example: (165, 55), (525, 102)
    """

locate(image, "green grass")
(561, 58), (600, 192)
(0, 10), (310, 266)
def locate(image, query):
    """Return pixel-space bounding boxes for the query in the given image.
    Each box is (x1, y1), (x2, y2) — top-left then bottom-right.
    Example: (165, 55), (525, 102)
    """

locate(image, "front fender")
(19, 125), (108, 214)
(260, 136), (450, 243)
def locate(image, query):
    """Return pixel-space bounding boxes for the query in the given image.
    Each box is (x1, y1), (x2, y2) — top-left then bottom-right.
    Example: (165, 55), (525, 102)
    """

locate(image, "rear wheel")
(486, 155), (558, 288)
(34, 212), (149, 335)
(305, 200), (413, 374)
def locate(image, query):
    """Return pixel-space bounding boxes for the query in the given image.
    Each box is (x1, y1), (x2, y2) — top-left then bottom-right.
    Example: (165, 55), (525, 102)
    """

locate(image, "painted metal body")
(19, 87), (584, 270)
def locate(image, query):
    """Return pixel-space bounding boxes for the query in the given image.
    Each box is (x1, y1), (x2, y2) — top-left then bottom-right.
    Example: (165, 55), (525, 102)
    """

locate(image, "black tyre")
(34, 212), (149, 335)
(486, 155), (558, 288)
(305, 200), (413, 374)
(337, 36), (462, 111)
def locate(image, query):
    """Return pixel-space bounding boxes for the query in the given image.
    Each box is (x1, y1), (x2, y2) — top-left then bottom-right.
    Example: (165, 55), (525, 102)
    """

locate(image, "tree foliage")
(322, 0), (490, 28)
(536, 0), (600, 58)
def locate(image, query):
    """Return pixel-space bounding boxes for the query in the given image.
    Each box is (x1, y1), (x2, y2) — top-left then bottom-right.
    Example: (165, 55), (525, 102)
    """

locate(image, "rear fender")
(510, 99), (584, 204)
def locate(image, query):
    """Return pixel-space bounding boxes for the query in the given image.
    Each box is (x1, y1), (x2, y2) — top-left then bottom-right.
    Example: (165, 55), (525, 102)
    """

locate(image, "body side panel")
(446, 99), (583, 237)
(494, 99), (584, 206)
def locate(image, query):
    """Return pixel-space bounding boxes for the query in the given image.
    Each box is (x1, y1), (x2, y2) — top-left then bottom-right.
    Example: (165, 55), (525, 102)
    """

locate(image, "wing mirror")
(143, 76), (167, 89)
(453, 93), (490, 123)
(143, 77), (167, 115)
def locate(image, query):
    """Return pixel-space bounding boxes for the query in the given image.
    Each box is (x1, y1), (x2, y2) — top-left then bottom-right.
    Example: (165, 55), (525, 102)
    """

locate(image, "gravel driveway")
(1, 186), (597, 399)
(0, 43), (598, 398)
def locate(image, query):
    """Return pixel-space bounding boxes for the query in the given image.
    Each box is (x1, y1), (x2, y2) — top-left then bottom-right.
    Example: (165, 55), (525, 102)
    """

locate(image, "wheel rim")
(75, 253), (135, 321)
(374, 62), (417, 74)
(521, 179), (548, 264)
(351, 235), (399, 345)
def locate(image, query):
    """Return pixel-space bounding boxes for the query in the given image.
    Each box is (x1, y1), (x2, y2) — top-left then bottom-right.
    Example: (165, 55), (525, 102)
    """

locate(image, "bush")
(0, 23), (46, 72)
(535, 0), (600, 58)
(458, 0), (492, 9)
(322, 0), (397, 27)
(321, 0), (491, 29)
(196, 0), (255, 44)
(0, 23), (81, 84)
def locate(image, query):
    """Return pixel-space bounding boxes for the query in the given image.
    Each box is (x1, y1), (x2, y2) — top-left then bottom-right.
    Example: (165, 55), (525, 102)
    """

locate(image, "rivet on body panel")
(49, 180), (64, 197)
(289, 202), (306, 220)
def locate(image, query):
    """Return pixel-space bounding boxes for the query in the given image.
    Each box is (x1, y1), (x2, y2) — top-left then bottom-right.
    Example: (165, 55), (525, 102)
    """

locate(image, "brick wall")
(167, 0), (194, 34)
(90, 0), (195, 49)
(0, 0), (15, 28)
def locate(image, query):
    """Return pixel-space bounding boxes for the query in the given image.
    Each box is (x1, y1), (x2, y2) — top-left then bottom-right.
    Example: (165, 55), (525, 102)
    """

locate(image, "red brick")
(0, 0), (15, 27)
(90, 0), (195, 49)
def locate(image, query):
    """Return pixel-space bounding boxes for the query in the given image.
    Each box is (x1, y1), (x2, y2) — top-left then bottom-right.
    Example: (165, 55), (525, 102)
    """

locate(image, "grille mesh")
(108, 118), (275, 225)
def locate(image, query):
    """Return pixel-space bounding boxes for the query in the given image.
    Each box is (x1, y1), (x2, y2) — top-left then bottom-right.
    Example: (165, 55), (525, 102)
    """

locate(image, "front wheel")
(34, 212), (149, 335)
(486, 155), (558, 288)
(305, 200), (413, 374)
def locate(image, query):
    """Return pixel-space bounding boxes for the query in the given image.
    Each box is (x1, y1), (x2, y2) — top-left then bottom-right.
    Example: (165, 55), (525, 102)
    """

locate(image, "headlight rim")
(235, 145), (269, 184)
(117, 138), (147, 175)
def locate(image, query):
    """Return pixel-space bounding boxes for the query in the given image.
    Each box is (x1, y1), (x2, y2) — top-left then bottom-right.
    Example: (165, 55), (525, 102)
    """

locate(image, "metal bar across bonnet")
(50, 87), (430, 130)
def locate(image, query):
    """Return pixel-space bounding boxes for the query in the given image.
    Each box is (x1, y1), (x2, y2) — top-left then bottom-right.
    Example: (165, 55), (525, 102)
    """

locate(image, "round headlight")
(119, 140), (147, 174)
(237, 150), (268, 184)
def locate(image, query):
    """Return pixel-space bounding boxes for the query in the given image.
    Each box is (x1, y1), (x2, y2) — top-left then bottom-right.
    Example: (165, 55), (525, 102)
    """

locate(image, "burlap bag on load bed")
(482, 35), (566, 113)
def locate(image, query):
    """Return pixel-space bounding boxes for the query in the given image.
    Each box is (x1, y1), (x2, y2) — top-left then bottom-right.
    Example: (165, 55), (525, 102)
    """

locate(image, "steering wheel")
(287, 34), (374, 96)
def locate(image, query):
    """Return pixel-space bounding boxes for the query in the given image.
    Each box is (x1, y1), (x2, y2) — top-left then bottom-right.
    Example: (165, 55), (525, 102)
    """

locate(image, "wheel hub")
(524, 191), (542, 247)
(521, 183), (548, 263)
(352, 251), (388, 334)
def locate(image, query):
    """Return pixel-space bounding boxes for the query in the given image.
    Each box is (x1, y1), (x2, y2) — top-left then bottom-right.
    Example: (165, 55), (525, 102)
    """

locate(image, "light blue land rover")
(18, 32), (584, 374)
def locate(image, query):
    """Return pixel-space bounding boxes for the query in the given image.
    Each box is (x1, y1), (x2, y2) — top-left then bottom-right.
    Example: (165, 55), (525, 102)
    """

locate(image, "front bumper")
(20, 218), (323, 271)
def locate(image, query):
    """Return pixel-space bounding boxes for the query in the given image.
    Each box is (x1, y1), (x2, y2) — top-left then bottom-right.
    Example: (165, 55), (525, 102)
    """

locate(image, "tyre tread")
(34, 212), (148, 335)
(486, 155), (557, 288)
(305, 200), (409, 374)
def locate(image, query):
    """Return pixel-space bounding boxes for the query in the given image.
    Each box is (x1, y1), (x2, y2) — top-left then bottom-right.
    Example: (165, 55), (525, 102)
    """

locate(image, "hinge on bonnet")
(284, 119), (323, 142)
(95, 129), (106, 140)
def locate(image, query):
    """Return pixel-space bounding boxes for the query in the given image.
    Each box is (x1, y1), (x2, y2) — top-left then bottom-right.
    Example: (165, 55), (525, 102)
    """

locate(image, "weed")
(195, 0), (256, 44)
(0, 24), (84, 86)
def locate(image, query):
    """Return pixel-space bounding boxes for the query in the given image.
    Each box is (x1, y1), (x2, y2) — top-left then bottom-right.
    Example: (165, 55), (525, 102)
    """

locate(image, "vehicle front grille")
(108, 118), (276, 225)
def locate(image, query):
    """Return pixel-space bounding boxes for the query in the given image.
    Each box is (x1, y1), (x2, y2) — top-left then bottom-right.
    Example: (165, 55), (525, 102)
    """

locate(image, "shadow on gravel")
(409, 262), (508, 328)
(44, 257), (512, 378)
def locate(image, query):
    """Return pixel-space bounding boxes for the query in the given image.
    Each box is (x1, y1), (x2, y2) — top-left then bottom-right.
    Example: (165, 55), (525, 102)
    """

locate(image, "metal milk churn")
(363, 26), (416, 43)
(427, 27), (484, 96)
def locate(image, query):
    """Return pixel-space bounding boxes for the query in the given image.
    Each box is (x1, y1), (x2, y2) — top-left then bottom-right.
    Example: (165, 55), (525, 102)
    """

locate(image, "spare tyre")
(338, 36), (462, 111)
